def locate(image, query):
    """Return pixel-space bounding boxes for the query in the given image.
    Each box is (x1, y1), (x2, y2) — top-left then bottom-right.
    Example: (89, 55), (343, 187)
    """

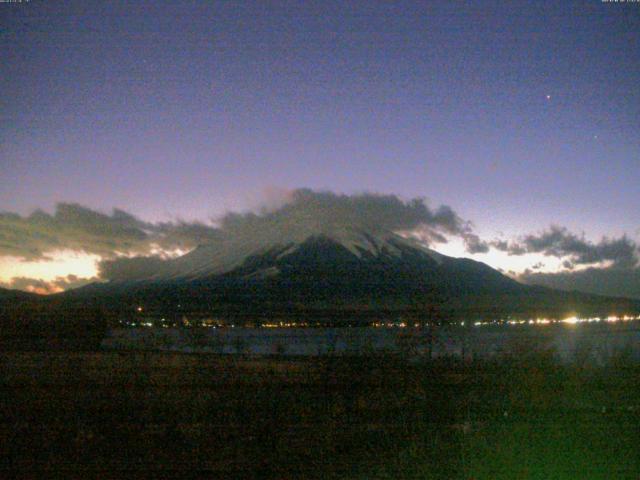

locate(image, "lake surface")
(103, 321), (640, 364)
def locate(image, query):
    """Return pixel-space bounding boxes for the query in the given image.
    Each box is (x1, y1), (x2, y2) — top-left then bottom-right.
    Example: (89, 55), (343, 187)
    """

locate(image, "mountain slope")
(153, 229), (445, 280)
(0, 287), (39, 302)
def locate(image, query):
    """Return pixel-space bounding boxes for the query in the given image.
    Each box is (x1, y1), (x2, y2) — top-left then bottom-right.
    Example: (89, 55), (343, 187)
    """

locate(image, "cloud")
(219, 189), (471, 242)
(0, 203), (221, 261)
(0, 274), (98, 295)
(492, 239), (527, 256)
(461, 232), (490, 254)
(97, 189), (482, 281)
(3, 190), (484, 286)
(98, 256), (167, 282)
(492, 225), (638, 268)
(3, 191), (474, 268)
(510, 227), (640, 298)
(520, 267), (640, 300)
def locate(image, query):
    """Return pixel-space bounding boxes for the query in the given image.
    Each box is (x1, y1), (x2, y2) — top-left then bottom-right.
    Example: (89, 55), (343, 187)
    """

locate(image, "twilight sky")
(1, 1), (639, 296)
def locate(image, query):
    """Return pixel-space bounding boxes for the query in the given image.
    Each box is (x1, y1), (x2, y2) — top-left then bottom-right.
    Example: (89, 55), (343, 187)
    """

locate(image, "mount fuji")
(61, 227), (640, 323)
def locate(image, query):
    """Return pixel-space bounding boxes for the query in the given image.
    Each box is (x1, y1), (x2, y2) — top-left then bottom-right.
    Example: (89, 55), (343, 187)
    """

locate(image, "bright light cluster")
(126, 305), (640, 329)
(470, 314), (640, 327)
(263, 322), (310, 328)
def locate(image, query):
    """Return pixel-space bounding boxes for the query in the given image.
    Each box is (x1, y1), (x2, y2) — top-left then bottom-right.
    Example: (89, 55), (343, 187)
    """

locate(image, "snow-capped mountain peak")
(152, 228), (443, 281)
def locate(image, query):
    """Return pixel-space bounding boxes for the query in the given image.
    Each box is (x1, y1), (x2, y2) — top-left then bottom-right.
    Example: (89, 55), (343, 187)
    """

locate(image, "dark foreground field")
(1, 350), (639, 479)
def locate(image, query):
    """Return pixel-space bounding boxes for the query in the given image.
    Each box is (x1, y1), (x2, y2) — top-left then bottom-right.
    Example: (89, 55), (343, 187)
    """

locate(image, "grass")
(1, 350), (639, 479)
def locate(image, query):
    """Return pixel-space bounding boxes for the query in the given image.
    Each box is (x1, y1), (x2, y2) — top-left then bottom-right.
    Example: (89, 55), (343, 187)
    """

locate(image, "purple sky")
(1, 1), (640, 293)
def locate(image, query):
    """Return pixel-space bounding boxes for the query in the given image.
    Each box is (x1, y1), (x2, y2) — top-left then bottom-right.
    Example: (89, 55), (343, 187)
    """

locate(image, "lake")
(103, 321), (640, 364)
